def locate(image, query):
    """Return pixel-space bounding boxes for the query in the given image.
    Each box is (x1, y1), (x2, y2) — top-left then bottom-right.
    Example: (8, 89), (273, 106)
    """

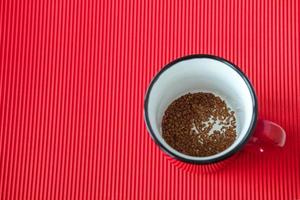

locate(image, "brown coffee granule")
(162, 92), (237, 157)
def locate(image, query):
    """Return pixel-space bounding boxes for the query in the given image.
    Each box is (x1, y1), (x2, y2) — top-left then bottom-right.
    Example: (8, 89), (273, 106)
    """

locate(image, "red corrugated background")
(0, 0), (300, 199)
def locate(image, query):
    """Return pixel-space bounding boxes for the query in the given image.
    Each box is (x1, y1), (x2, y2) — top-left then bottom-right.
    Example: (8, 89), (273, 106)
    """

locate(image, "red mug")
(144, 55), (286, 173)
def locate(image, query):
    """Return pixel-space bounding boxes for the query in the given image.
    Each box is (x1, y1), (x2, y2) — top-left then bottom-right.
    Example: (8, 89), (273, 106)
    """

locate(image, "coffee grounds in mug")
(162, 92), (237, 157)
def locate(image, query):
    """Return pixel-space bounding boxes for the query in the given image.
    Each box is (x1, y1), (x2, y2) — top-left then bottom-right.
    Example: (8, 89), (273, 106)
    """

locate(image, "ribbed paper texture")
(0, 0), (299, 199)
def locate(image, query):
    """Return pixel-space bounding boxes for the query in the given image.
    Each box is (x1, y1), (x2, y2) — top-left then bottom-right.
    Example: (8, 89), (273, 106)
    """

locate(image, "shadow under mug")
(144, 55), (286, 173)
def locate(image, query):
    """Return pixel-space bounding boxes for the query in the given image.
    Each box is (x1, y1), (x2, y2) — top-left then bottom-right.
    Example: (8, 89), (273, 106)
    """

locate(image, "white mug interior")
(145, 56), (257, 163)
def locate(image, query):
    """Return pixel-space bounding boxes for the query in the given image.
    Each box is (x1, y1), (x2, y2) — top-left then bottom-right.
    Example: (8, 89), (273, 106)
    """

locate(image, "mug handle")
(244, 119), (286, 153)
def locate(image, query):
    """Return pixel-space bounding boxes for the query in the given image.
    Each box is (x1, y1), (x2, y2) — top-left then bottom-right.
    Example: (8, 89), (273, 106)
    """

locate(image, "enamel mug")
(144, 55), (286, 173)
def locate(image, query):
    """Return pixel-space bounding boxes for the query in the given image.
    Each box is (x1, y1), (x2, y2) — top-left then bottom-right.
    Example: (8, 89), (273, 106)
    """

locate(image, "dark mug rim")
(144, 54), (258, 164)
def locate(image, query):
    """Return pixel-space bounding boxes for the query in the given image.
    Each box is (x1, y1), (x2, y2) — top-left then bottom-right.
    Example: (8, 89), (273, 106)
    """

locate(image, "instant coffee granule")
(162, 92), (237, 157)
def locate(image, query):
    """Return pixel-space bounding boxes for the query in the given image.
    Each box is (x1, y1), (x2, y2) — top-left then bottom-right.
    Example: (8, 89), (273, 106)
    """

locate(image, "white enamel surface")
(146, 57), (255, 161)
